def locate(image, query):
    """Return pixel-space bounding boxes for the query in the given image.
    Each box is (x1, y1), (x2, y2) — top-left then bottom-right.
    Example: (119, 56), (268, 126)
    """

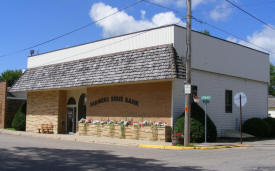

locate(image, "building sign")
(90, 96), (139, 107)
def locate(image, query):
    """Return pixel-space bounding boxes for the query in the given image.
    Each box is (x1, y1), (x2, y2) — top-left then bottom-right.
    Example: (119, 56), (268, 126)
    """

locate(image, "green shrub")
(243, 118), (270, 137)
(173, 102), (217, 142)
(263, 117), (275, 137)
(11, 103), (26, 131)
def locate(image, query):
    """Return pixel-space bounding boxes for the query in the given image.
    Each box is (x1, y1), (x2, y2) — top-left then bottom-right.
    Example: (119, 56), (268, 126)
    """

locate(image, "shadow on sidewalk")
(0, 147), (214, 171)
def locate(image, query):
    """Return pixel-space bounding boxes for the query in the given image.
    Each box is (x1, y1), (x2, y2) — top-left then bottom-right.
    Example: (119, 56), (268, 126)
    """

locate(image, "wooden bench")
(38, 124), (54, 134)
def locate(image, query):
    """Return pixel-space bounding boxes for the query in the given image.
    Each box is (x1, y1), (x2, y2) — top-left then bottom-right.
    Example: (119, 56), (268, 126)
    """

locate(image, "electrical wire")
(193, 0), (275, 14)
(0, 0), (145, 58)
(37, 18), (185, 66)
(143, 0), (274, 55)
(225, 0), (275, 31)
(192, 16), (275, 55)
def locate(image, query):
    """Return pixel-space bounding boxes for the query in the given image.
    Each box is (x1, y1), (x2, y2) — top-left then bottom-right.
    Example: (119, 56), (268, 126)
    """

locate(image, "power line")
(143, 0), (184, 17)
(143, 0), (274, 55)
(225, 0), (275, 31)
(0, 0), (144, 58)
(39, 19), (185, 66)
(192, 16), (275, 55)
(193, 0), (275, 14)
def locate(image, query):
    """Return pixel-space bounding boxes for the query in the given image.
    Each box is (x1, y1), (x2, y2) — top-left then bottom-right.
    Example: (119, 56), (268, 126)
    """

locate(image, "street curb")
(138, 144), (249, 150)
(0, 129), (168, 147)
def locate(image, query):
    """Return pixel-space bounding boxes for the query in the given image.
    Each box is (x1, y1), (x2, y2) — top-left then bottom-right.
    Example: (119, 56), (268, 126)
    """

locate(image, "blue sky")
(1, 0), (275, 74)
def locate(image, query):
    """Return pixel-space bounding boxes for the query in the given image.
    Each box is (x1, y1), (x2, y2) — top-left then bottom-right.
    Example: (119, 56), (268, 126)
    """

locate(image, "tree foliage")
(202, 29), (210, 35)
(269, 63), (275, 96)
(243, 118), (270, 137)
(0, 70), (22, 87)
(173, 102), (217, 142)
(12, 102), (26, 131)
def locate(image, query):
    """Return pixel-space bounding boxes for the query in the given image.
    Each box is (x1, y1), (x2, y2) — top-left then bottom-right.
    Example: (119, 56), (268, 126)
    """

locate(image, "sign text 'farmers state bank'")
(90, 96), (139, 107)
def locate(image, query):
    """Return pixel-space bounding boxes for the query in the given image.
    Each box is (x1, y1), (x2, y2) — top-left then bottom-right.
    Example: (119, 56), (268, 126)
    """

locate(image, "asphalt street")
(0, 133), (275, 171)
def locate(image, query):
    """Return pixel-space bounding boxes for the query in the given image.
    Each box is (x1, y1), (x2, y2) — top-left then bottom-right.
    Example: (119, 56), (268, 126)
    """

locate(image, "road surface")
(0, 133), (275, 171)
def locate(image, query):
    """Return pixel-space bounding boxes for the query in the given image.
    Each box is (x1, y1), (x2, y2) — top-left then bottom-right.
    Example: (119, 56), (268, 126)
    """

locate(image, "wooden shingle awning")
(10, 44), (185, 92)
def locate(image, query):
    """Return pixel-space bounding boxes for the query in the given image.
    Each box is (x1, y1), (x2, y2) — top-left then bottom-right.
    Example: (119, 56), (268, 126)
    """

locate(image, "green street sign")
(201, 96), (211, 104)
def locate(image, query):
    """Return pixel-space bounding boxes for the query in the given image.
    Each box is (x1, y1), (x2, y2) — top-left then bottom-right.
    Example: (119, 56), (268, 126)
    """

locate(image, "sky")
(0, 0), (275, 74)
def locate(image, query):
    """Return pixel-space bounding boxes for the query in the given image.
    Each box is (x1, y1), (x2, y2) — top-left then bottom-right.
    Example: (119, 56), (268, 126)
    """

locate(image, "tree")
(269, 63), (275, 96)
(202, 29), (210, 36)
(12, 102), (26, 131)
(0, 70), (22, 87)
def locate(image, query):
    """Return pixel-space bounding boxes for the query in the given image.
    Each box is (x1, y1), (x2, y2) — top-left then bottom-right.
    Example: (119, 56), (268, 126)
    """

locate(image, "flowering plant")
(133, 121), (139, 126)
(79, 118), (86, 123)
(79, 119), (168, 127)
(153, 121), (168, 127)
(171, 133), (182, 138)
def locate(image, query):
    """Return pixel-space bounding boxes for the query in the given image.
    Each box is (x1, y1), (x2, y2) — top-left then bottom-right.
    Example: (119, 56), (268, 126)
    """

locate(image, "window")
(78, 94), (87, 120)
(225, 90), (232, 113)
(67, 97), (76, 105)
(191, 85), (198, 96)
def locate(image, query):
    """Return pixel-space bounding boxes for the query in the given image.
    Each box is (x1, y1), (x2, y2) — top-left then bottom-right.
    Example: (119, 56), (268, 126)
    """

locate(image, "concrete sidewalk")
(0, 129), (171, 147)
(0, 129), (250, 149)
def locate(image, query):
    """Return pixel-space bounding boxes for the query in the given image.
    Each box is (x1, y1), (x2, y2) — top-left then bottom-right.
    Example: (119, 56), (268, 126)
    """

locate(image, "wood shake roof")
(10, 44), (185, 92)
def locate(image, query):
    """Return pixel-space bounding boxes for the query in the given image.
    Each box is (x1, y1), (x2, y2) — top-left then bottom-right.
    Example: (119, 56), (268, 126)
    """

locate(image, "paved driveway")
(0, 133), (275, 171)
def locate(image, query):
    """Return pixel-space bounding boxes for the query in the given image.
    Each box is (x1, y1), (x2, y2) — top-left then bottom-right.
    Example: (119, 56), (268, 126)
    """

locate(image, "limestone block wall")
(79, 123), (172, 142)
(87, 81), (172, 125)
(27, 90), (66, 133)
(0, 81), (7, 128)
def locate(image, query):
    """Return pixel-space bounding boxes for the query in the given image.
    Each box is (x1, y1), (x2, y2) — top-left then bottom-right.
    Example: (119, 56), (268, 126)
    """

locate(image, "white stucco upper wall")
(27, 26), (175, 68)
(28, 25), (269, 83)
(174, 26), (270, 83)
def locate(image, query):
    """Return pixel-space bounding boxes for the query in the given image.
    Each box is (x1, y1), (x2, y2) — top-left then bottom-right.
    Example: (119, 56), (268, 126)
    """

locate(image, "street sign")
(185, 84), (191, 94)
(201, 96), (211, 104)
(234, 92), (247, 144)
(234, 92), (247, 107)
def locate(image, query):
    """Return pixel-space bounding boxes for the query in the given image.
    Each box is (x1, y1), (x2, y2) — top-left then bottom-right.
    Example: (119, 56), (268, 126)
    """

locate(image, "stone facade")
(79, 123), (172, 142)
(26, 90), (66, 133)
(25, 81), (173, 134)
(86, 81), (172, 125)
(0, 81), (7, 128)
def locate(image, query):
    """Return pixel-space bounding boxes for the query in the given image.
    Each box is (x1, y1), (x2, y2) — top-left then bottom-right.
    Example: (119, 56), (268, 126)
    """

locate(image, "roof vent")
(30, 50), (35, 56)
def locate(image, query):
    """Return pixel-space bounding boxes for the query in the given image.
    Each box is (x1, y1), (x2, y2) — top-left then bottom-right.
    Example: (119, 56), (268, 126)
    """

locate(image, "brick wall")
(0, 81), (7, 128)
(87, 81), (172, 124)
(27, 91), (61, 133)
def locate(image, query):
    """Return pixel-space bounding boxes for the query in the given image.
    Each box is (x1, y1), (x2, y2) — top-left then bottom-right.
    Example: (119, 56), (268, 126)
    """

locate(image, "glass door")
(67, 107), (76, 133)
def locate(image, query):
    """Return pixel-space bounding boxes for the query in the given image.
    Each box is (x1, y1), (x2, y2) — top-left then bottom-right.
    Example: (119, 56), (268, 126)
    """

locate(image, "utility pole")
(184, 0), (192, 146)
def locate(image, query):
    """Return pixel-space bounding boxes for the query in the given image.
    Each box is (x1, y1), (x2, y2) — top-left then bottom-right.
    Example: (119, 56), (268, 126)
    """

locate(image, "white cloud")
(192, 0), (209, 8)
(140, 10), (146, 20)
(227, 26), (275, 62)
(226, 36), (238, 43)
(176, 0), (185, 8)
(90, 3), (185, 38)
(210, 2), (233, 21)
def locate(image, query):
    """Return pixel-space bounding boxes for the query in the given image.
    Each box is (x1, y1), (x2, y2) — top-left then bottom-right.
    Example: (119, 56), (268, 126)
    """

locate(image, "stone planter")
(171, 136), (184, 146)
(78, 123), (172, 142)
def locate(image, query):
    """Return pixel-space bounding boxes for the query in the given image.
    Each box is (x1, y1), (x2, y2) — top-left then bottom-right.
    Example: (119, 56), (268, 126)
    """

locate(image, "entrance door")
(67, 107), (76, 133)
